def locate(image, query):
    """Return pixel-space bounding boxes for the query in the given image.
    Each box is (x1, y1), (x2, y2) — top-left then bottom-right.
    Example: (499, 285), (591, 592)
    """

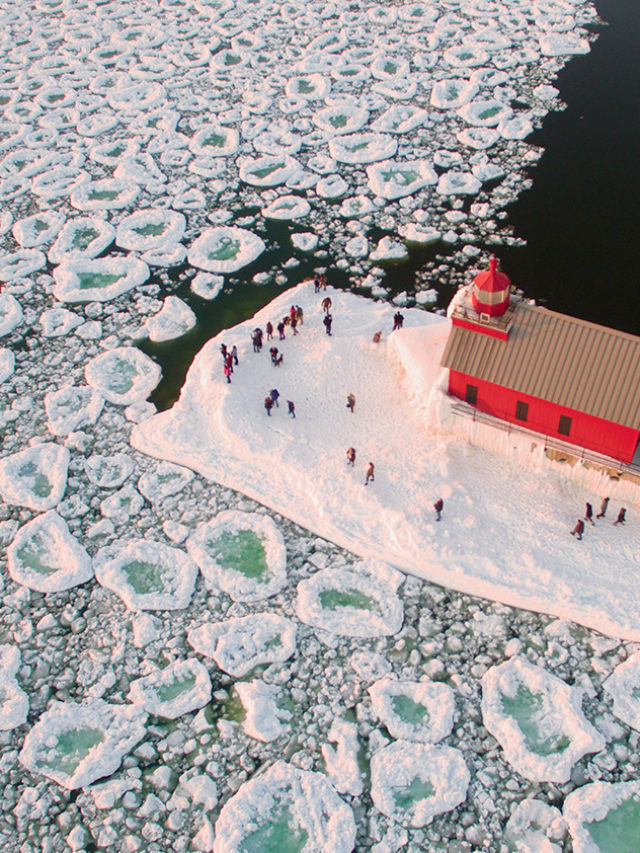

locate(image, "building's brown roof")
(441, 301), (640, 429)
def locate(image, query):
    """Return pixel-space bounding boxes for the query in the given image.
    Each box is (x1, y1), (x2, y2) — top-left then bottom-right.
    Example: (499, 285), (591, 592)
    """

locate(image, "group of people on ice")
(571, 496), (626, 540)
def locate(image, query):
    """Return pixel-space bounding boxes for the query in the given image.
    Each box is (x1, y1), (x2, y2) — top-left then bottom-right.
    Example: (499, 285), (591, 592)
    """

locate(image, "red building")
(440, 259), (640, 464)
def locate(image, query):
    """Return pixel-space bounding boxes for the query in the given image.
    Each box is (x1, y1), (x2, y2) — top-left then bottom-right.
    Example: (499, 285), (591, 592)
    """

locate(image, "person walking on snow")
(270, 388), (280, 407)
(614, 508), (626, 526)
(231, 345), (238, 365)
(223, 363), (231, 384)
(322, 296), (332, 313)
(365, 462), (375, 485)
(291, 315), (298, 335)
(323, 313), (332, 336)
(266, 321), (274, 340)
(287, 400), (295, 418)
(346, 393), (355, 413)
(277, 321), (286, 340)
(585, 502), (594, 525)
(571, 519), (585, 540)
(296, 305), (303, 325)
(264, 396), (273, 416)
(220, 343), (228, 360)
(225, 352), (233, 374)
(393, 311), (404, 330)
(314, 273), (321, 293)
(596, 497), (609, 518)
(346, 447), (356, 467)
(434, 498), (444, 521)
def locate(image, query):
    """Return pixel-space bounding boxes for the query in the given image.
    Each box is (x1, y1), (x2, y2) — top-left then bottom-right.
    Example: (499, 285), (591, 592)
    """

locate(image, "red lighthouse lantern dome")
(472, 256), (511, 317)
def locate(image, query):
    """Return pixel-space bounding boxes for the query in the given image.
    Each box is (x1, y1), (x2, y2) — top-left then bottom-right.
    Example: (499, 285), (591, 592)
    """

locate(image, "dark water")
(145, 0), (639, 410)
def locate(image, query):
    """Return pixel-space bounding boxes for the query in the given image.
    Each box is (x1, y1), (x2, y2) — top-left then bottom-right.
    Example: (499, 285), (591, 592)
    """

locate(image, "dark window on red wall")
(515, 400), (529, 421)
(465, 384), (478, 405)
(558, 415), (572, 436)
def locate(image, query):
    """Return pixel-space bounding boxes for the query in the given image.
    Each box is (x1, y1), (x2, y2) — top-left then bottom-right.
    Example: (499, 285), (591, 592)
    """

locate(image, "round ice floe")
(190, 272), (224, 300)
(108, 81), (166, 113)
(296, 562), (404, 638)
(7, 510), (93, 593)
(128, 659), (211, 719)
(186, 510), (287, 602)
(286, 170), (319, 190)
(458, 99), (512, 127)
(0, 443), (69, 512)
(31, 167), (88, 200)
(94, 540), (198, 611)
(370, 54), (410, 81)
(236, 679), (292, 742)
(436, 171), (482, 195)
(481, 657), (605, 783)
(339, 195), (376, 217)
(285, 74), (330, 100)
(316, 174), (349, 198)
(291, 232), (318, 252)
(100, 483), (145, 521)
(18, 699), (147, 790)
(48, 217), (116, 264)
(85, 453), (135, 489)
(188, 226), (265, 273)
(253, 127), (301, 156)
(138, 461), (194, 503)
(498, 115), (534, 140)
(0, 646), (28, 731)
(144, 295), (197, 342)
(209, 48), (249, 73)
(0, 249), (46, 281)
(399, 224), (441, 245)
(367, 159), (437, 200)
(472, 162), (505, 183)
(0, 347), (15, 383)
(368, 677), (456, 743)
(430, 77), (480, 110)
(12, 210), (65, 247)
(443, 44), (489, 67)
(39, 308), (80, 338)
(504, 798), (565, 853)
(313, 103), (369, 136)
(70, 178), (140, 211)
(603, 652), (640, 731)
(370, 237), (408, 262)
(563, 780), (640, 853)
(89, 138), (140, 166)
(238, 155), (300, 187)
(45, 385), (104, 435)
(213, 761), (355, 853)
(371, 105), (427, 134)
(188, 123), (239, 158)
(188, 614), (296, 677)
(114, 154), (167, 187)
(371, 741), (470, 827)
(85, 347), (161, 406)
(262, 194), (310, 220)
(456, 127), (500, 149)
(53, 256), (149, 302)
(0, 293), (23, 336)
(116, 209), (186, 253)
(142, 244), (188, 268)
(346, 236), (369, 258)
(539, 33), (590, 57)
(329, 133), (397, 165)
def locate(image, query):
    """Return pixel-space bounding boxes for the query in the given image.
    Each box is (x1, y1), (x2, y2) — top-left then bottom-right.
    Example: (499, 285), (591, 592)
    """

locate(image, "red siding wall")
(449, 370), (640, 463)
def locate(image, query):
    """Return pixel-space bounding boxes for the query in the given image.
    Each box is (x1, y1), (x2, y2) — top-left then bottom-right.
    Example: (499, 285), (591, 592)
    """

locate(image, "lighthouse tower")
(471, 256), (511, 317)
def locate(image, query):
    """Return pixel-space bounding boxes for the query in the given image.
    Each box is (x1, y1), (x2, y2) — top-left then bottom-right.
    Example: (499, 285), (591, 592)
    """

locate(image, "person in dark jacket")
(365, 462), (375, 485)
(270, 388), (280, 407)
(291, 315), (298, 335)
(287, 400), (295, 418)
(585, 502), (594, 525)
(614, 508), (626, 526)
(266, 321), (274, 340)
(277, 321), (286, 340)
(346, 447), (356, 467)
(434, 498), (444, 521)
(346, 393), (355, 413)
(323, 313), (332, 336)
(571, 519), (585, 539)
(220, 343), (228, 359)
(596, 497), (609, 518)
(264, 396), (273, 416)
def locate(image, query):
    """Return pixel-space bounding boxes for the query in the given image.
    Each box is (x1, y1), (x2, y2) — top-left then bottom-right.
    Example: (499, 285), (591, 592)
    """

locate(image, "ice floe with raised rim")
(481, 656), (605, 783)
(213, 761), (355, 853)
(188, 613), (296, 678)
(85, 346), (161, 405)
(0, 443), (69, 512)
(0, 646), (29, 731)
(369, 677), (456, 743)
(457, 126), (500, 149)
(367, 159), (437, 200)
(18, 699), (147, 790)
(262, 194), (310, 220)
(316, 174), (349, 198)
(7, 510), (93, 593)
(70, 178), (140, 211)
(329, 132), (397, 165)
(188, 226), (266, 273)
(399, 223), (441, 245)
(0, 347), (14, 383)
(115, 209), (185, 252)
(137, 460), (195, 503)
(291, 232), (318, 252)
(437, 171), (482, 195)
(285, 73), (330, 100)
(238, 154), (301, 187)
(322, 719), (363, 796)
(563, 780), (640, 853)
(85, 453), (134, 489)
(94, 539), (198, 611)
(100, 483), (145, 521)
(339, 195), (376, 217)
(53, 256), (149, 302)
(0, 292), (23, 335)
(40, 307), (82, 337)
(0, 249), (47, 281)
(145, 295), (196, 342)
(312, 103), (369, 136)
(371, 104), (428, 134)
(504, 798), (565, 853)
(371, 741), (470, 828)
(603, 651), (640, 731)
(190, 272), (224, 300)
(48, 216), (116, 264)
(128, 659), (211, 719)
(12, 210), (65, 247)
(186, 510), (287, 602)
(236, 679), (292, 742)
(296, 561), (404, 637)
(458, 99), (512, 127)
(44, 385), (104, 435)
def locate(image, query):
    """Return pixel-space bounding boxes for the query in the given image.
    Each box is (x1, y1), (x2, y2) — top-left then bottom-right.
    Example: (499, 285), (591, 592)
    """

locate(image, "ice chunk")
(436, 171), (482, 195)
(188, 226), (265, 273)
(238, 155), (300, 187)
(329, 133), (397, 165)
(0, 249), (46, 281)
(291, 232), (318, 252)
(7, 510), (93, 593)
(12, 210), (65, 247)
(129, 659), (211, 719)
(321, 719), (363, 796)
(145, 296), (197, 342)
(316, 174), (349, 198)
(141, 244), (188, 268)
(540, 34), (590, 57)
(603, 651), (640, 731)
(48, 217), (116, 264)
(443, 44), (489, 67)
(0, 292), (23, 335)
(499, 115), (534, 140)
(85, 453), (134, 488)
(370, 237), (408, 261)
(458, 99), (512, 127)
(0, 347), (15, 383)
(399, 224), (441, 244)
(116, 209), (186, 252)
(262, 194), (310, 220)
(94, 539), (198, 611)
(563, 780), (640, 853)
(352, 650), (392, 682)
(285, 74), (331, 100)
(138, 461), (195, 503)
(53, 256), (150, 302)
(296, 562), (404, 637)
(19, 699), (147, 790)
(371, 741), (470, 827)
(40, 307), (83, 337)
(456, 126), (500, 149)
(0, 645), (29, 731)
(481, 657), (605, 782)
(0, 443), (69, 511)
(430, 78), (479, 110)
(371, 105), (427, 134)
(70, 178), (140, 211)
(367, 159), (437, 200)
(45, 385), (104, 435)
(100, 483), (145, 521)
(339, 195), (376, 217)
(85, 346), (161, 405)
(504, 798), (565, 853)
(213, 761), (355, 853)
(236, 679), (291, 742)
(186, 510), (287, 602)
(191, 272), (224, 300)
(368, 677), (455, 743)
(313, 103), (369, 135)
(188, 613), (296, 677)
(346, 236), (369, 258)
